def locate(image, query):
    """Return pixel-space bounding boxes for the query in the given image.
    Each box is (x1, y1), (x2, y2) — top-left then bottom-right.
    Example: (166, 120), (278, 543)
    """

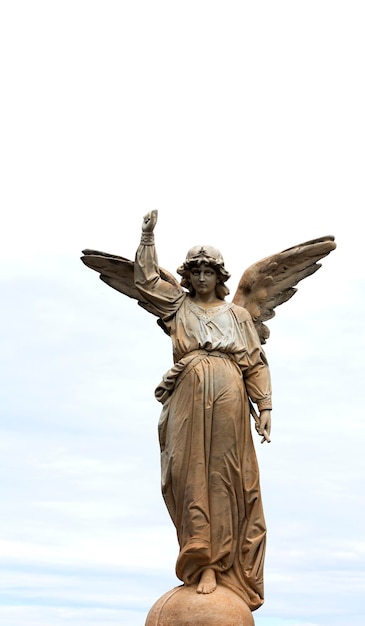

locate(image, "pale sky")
(1, 2), (364, 625)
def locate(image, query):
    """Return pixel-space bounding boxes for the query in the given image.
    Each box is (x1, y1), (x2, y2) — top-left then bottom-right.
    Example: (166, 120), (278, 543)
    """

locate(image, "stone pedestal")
(145, 584), (255, 626)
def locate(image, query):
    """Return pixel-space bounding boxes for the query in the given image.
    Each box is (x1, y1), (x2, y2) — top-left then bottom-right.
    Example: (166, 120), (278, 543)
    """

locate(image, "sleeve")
(236, 314), (272, 411)
(134, 233), (185, 319)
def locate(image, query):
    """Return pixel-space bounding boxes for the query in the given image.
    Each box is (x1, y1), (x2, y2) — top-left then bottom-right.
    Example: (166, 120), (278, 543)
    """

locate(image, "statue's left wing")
(81, 249), (180, 319)
(232, 235), (336, 344)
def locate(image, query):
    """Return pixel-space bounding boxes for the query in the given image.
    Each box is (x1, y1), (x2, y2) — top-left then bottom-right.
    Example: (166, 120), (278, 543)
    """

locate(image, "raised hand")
(142, 210), (158, 233)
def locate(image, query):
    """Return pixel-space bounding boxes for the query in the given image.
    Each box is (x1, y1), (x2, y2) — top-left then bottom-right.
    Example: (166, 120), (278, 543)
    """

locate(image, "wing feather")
(81, 249), (180, 319)
(232, 235), (336, 343)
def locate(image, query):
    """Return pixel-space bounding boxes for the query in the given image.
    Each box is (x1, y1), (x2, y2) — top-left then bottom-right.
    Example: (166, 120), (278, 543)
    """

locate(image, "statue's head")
(177, 245), (231, 299)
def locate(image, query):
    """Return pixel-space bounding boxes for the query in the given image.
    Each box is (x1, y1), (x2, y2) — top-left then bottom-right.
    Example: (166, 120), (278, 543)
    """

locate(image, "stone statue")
(81, 211), (336, 618)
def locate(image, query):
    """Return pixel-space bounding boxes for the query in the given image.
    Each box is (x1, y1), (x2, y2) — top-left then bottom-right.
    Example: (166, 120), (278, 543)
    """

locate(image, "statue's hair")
(177, 245), (230, 300)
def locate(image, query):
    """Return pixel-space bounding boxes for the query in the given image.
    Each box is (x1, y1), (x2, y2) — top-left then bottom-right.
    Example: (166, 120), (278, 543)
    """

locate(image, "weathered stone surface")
(145, 584), (255, 626)
(82, 211), (336, 611)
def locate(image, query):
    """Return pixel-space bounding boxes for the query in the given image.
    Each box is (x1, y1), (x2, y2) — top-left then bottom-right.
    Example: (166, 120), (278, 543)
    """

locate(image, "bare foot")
(197, 568), (217, 594)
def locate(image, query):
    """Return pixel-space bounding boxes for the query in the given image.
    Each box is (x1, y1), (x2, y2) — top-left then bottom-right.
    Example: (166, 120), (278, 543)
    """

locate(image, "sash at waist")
(180, 349), (232, 360)
(155, 349), (234, 405)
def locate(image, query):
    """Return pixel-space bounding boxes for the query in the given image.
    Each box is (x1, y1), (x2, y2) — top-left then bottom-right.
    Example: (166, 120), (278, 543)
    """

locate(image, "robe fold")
(135, 241), (272, 610)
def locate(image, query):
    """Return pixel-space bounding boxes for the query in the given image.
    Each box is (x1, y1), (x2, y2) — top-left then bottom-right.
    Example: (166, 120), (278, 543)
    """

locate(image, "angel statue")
(81, 210), (336, 612)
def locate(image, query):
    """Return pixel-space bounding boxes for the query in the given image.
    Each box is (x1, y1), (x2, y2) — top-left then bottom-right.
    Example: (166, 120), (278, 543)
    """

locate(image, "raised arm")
(134, 211), (185, 319)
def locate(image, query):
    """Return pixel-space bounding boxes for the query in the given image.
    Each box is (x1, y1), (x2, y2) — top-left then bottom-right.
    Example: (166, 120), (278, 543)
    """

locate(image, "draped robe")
(135, 241), (272, 611)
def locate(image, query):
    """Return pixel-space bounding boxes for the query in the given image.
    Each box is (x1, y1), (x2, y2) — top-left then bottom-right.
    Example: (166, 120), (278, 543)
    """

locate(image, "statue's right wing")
(81, 249), (180, 319)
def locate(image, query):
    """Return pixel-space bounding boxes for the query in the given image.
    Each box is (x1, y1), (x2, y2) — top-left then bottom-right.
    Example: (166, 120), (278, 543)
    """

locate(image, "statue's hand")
(142, 210), (158, 233)
(257, 409), (271, 443)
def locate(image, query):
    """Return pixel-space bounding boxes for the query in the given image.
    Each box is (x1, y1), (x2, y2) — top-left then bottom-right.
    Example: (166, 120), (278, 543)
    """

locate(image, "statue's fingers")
(263, 429), (271, 443)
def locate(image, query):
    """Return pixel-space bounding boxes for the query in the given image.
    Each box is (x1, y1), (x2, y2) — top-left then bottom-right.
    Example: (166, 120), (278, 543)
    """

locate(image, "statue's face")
(189, 263), (218, 296)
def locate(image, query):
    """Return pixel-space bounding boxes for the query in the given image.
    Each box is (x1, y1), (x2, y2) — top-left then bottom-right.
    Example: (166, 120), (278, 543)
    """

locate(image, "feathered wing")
(80, 249), (180, 319)
(232, 235), (336, 344)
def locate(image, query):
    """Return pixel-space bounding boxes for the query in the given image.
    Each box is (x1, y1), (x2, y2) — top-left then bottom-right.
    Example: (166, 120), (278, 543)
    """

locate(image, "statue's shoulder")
(229, 302), (252, 323)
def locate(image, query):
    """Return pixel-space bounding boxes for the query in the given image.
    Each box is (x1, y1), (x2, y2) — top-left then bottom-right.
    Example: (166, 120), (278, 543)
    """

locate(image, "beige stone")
(145, 585), (255, 626)
(81, 209), (336, 619)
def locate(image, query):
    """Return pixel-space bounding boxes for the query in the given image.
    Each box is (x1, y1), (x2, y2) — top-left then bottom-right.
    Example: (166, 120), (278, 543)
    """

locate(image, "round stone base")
(145, 584), (255, 626)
